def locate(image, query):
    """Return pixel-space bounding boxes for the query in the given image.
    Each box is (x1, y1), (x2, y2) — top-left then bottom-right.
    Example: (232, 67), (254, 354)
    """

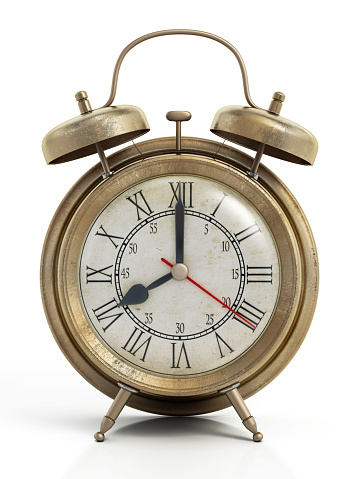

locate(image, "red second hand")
(161, 258), (256, 329)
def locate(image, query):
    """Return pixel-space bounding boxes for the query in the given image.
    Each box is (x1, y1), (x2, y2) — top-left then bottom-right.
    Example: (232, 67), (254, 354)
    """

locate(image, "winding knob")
(166, 111), (192, 122)
(166, 111), (192, 151)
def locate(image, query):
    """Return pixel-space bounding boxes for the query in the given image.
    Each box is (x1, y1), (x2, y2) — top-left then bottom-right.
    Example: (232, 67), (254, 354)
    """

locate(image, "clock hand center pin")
(171, 262), (188, 281)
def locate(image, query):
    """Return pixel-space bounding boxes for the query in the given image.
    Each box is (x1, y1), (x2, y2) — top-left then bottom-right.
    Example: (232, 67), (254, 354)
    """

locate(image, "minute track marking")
(113, 207), (247, 338)
(161, 258), (257, 330)
(119, 188), (186, 307)
(115, 208), (245, 300)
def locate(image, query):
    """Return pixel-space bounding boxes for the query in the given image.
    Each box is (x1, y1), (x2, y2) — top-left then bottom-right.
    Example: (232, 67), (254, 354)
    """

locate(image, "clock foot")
(219, 383), (263, 442)
(94, 432), (105, 442)
(253, 432), (264, 442)
(94, 382), (139, 442)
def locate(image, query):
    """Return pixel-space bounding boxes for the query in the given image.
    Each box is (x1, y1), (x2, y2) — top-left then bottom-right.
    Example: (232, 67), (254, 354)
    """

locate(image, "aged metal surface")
(42, 105), (149, 165)
(211, 106), (318, 165)
(40, 137), (318, 416)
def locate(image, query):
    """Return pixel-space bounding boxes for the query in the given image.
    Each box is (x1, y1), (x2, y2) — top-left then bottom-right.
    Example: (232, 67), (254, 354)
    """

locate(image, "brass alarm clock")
(41, 30), (318, 443)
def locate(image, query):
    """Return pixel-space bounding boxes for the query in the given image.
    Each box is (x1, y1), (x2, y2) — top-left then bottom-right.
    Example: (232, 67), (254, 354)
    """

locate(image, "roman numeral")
(93, 298), (123, 332)
(246, 265), (273, 284)
(86, 265), (113, 283)
(215, 332), (234, 358)
(95, 225), (123, 248)
(234, 300), (266, 331)
(122, 327), (152, 362)
(235, 222), (261, 243)
(211, 193), (228, 217)
(168, 182), (194, 208)
(126, 190), (154, 221)
(171, 342), (191, 369)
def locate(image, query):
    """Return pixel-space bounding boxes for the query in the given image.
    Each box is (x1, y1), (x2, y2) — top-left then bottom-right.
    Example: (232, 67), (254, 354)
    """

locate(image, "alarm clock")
(41, 29), (318, 442)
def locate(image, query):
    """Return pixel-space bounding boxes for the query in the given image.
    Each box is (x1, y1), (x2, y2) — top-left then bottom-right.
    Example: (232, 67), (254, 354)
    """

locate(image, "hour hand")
(119, 272), (173, 306)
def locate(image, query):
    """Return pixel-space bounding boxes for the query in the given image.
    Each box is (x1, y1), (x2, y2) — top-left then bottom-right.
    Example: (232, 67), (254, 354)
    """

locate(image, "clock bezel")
(41, 137), (318, 415)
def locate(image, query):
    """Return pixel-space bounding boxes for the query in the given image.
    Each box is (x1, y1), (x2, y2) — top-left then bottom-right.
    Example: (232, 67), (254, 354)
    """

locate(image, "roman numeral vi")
(171, 342), (191, 369)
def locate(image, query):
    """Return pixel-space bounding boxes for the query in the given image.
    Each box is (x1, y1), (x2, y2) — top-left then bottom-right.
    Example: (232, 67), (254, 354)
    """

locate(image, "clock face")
(79, 175), (280, 376)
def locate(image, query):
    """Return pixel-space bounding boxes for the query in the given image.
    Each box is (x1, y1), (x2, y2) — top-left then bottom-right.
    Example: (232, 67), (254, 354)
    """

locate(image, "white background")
(1, 1), (358, 478)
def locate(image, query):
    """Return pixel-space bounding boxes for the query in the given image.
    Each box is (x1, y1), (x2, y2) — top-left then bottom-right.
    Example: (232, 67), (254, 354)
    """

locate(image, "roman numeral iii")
(246, 265), (273, 284)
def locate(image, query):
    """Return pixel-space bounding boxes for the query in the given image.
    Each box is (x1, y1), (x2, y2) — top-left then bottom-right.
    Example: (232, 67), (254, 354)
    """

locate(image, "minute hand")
(175, 185), (185, 263)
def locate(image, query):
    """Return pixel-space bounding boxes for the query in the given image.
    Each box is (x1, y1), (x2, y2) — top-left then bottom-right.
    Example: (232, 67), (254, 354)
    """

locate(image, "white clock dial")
(79, 175), (280, 376)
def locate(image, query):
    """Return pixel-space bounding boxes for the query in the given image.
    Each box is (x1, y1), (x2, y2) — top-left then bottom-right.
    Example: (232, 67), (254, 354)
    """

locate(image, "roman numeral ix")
(86, 265), (113, 283)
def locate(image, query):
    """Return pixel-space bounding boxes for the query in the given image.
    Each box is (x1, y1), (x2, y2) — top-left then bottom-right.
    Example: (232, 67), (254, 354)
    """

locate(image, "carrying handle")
(102, 29), (259, 109)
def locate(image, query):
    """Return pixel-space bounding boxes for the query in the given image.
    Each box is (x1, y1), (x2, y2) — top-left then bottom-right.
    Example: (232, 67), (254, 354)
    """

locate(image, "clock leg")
(94, 382), (139, 442)
(219, 383), (263, 442)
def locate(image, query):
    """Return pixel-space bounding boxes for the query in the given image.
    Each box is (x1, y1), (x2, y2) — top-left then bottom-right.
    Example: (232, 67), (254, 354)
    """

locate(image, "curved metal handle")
(102, 29), (259, 109)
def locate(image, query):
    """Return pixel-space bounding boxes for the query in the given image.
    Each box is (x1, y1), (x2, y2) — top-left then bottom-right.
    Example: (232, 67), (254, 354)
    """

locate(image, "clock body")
(41, 137), (318, 415)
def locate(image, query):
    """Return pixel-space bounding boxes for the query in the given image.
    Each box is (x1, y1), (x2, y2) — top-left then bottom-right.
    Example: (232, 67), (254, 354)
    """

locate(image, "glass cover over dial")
(79, 175), (280, 376)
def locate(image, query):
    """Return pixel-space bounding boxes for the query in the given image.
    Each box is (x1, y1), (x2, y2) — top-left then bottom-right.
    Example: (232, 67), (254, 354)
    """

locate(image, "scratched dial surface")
(79, 175), (280, 376)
